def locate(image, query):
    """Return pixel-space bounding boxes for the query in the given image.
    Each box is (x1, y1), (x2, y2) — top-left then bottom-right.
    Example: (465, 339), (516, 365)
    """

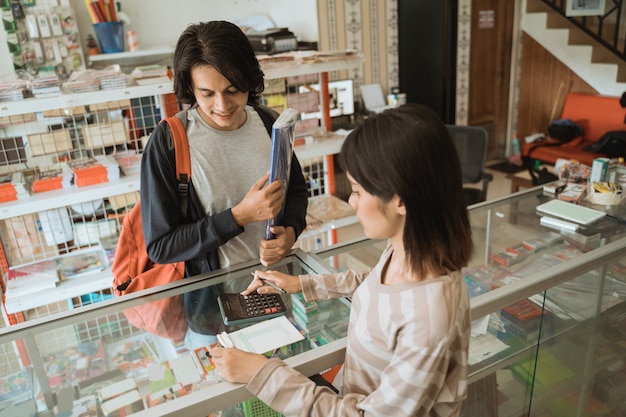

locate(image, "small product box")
(590, 157), (610, 183)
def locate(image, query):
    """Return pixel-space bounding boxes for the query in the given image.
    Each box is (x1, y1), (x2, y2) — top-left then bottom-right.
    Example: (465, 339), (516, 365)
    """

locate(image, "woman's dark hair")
(338, 103), (473, 277)
(173, 21), (265, 106)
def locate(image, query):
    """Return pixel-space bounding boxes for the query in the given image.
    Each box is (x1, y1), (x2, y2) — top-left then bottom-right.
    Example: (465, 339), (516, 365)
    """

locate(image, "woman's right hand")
(242, 270), (302, 295)
(231, 172), (284, 226)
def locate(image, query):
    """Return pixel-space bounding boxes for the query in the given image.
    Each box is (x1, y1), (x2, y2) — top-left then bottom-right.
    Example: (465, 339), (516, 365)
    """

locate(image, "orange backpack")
(112, 116), (189, 343)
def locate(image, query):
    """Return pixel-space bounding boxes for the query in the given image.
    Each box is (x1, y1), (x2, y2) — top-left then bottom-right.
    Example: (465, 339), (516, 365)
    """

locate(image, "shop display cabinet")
(316, 186), (626, 417)
(2, 183), (626, 416)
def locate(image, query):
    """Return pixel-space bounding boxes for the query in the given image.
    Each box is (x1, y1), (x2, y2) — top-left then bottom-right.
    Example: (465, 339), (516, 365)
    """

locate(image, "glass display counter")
(2, 184), (626, 417)
(314, 186), (626, 417)
(0, 251), (349, 417)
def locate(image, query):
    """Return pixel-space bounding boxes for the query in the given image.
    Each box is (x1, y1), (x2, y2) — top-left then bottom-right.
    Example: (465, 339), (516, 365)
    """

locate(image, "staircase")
(521, 0), (626, 96)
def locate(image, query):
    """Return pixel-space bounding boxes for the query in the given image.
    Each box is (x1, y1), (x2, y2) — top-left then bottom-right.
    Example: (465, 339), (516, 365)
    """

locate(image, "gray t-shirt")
(185, 106), (271, 268)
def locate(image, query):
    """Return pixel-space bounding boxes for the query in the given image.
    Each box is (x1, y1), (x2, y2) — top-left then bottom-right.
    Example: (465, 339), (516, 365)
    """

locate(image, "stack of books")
(130, 65), (171, 85)
(62, 70), (99, 94)
(94, 66), (128, 90)
(291, 293), (321, 336)
(31, 168), (72, 193)
(4, 259), (60, 300)
(66, 156), (121, 184)
(30, 76), (62, 99)
(498, 299), (546, 341)
(0, 171), (32, 203)
(66, 157), (109, 187)
(113, 151), (141, 176)
(0, 79), (26, 101)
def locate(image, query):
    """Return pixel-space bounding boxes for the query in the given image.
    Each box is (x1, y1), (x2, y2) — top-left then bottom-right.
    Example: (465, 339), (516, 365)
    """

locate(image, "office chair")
(446, 125), (493, 206)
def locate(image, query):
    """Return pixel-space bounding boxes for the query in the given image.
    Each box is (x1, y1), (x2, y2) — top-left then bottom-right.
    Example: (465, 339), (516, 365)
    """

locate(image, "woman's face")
(347, 173), (404, 241)
(191, 65), (249, 131)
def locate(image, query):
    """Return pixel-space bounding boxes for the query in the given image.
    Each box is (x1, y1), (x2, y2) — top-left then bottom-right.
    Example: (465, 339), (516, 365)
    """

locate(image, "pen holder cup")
(93, 21), (124, 53)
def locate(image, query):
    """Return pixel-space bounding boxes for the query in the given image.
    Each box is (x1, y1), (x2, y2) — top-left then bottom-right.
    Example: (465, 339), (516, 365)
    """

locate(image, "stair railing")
(540, 0), (625, 62)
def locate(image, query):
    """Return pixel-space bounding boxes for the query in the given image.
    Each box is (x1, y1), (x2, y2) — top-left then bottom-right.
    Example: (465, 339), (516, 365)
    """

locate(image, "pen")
(251, 272), (287, 294)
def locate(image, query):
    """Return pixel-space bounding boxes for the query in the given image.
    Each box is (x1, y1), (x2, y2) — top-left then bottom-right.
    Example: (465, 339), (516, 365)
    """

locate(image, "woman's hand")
(243, 269), (302, 296)
(232, 173), (283, 226)
(211, 347), (267, 384)
(259, 226), (295, 266)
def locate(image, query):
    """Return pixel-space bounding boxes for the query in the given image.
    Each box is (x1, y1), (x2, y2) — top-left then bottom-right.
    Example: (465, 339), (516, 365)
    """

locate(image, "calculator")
(217, 292), (287, 326)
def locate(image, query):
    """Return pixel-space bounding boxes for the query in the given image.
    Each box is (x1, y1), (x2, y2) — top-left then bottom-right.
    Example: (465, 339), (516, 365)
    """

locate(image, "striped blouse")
(246, 244), (470, 416)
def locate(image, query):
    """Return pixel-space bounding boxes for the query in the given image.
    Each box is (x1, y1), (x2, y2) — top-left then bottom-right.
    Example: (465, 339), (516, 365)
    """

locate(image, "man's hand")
(232, 172), (283, 227)
(260, 226), (296, 266)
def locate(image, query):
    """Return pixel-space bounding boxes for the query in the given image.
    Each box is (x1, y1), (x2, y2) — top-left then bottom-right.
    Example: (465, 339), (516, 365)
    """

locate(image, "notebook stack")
(32, 168), (72, 193)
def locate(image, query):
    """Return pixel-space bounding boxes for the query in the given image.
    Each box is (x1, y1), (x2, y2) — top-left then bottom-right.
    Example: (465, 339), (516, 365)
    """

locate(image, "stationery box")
(82, 120), (128, 149)
(26, 129), (73, 156)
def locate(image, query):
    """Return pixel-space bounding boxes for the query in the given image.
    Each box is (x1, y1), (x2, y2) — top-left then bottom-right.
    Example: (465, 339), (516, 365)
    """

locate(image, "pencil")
(250, 272), (287, 294)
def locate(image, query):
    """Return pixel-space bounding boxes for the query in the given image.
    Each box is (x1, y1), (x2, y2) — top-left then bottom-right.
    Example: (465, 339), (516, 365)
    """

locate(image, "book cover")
(106, 334), (160, 379)
(56, 246), (108, 280)
(5, 259), (59, 299)
(266, 108), (299, 240)
(43, 339), (107, 390)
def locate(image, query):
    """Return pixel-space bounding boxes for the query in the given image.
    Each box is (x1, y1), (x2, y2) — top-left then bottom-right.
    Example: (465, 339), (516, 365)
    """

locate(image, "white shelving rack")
(0, 52), (362, 330)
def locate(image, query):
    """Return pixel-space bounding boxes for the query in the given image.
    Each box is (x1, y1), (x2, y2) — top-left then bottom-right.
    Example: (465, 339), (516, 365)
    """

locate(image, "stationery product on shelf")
(105, 334), (160, 379)
(536, 199), (606, 226)
(56, 246), (108, 280)
(5, 259), (59, 299)
(71, 395), (98, 417)
(146, 383), (187, 408)
(522, 231), (563, 252)
(113, 151), (142, 176)
(43, 339), (107, 389)
(557, 183), (587, 203)
(66, 157), (109, 187)
(31, 168), (70, 193)
(99, 389), (144, 417)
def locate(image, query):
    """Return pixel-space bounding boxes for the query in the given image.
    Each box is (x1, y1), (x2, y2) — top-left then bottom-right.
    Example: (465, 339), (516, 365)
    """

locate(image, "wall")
(70, 0), (319, 51)
(516, 33), (597, 142)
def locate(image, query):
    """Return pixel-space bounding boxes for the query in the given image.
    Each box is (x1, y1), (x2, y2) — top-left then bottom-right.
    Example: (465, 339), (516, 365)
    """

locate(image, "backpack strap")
(252, 103), (279, 135)
(161, 116), (191, 216)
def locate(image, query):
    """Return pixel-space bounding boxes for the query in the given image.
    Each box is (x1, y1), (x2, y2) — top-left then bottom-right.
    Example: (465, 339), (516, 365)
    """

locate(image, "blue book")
(266, 108), (299, 239)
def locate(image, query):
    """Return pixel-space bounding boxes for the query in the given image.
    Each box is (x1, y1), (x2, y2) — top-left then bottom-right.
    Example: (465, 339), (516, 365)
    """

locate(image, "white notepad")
(536, 199), (606, 226)
(217, 316), (304, 354)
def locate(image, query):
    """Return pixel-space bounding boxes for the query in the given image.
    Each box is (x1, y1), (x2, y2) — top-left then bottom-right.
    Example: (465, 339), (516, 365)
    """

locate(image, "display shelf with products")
(0, 0), (87, 75)
(0, 53), (362, 332)
(0, 81), (174, 336)
(1, 187), (626, 416)
(314, 186), (626, 417)
(0, 251), (346, 416)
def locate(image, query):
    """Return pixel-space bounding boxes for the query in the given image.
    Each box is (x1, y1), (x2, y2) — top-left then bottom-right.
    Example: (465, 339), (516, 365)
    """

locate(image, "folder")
(266, 108), (299, 239)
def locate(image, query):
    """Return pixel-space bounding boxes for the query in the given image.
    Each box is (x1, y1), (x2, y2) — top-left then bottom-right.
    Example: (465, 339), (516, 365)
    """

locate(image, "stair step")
(523, 0), (626, 95)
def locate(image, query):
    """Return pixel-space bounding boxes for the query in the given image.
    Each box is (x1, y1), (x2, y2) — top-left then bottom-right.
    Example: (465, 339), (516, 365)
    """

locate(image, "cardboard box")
(90, 99), (131, 112)
(27, 129), (73, 156)
(82, 120), (128, 149)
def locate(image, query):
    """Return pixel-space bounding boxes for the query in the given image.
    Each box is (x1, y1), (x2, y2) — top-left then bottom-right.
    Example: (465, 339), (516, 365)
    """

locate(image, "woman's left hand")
(210, 347), (268, 384)
(259, 226), (296, 266)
